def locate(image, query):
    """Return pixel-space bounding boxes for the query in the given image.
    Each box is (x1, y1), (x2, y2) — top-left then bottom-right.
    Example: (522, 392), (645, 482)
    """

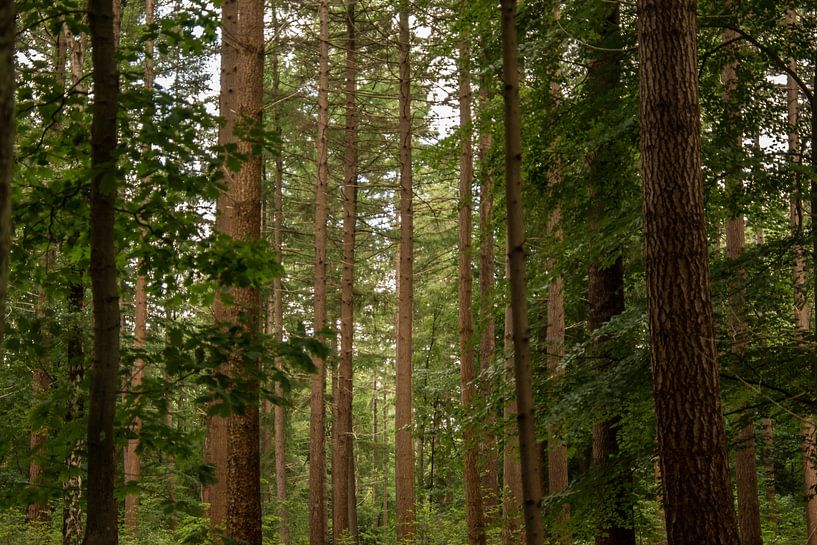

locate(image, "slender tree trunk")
(457, 38), (487, 545)
(395, 1), (416, 542)
(372, 381), (379, 527)
(268, 9), (289, 542)
(477, 84), (499, 518)
(383, 385), (389, 537)
(502, 300), (524, 545)
(638, 0), (741, 543)
(0, 0), (13, 340)
(84, 0), (121, 538)
(334, 3), (358, 540)
(720, 13), (762, 545)
(310, 1), (330, 543)
(124, 3), (155, 529)
(500, 2), (545, 545)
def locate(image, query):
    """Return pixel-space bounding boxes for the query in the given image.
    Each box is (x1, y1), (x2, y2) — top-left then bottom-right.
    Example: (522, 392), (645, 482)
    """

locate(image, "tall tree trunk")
(477, 84), (499, 518)
(500, 2), (545, 545)
(310, 1), (330, 543)
(395, 1), (416, 542)
(638, 0), (741, 544)
(784, 8), (817, 544)
(458, 38), (487, 545)
(334, 3), (358, 540)
(85, 0), (121, 538)
(720, 12), (762, 545)
(383, 384), (389, 538)
(268, 7), (289, 541)
(204, 0), (238, 526)
(372, 380), (379, 527)
(0, 0), (13, 341)
(585, 4), (633, 545)
(502, 300), (524, 545)
(124, 0), (156, 527)
(206, 0), (264, 538)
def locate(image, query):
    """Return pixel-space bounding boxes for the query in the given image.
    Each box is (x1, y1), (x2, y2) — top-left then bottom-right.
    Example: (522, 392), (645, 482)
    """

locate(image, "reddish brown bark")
(395, 1), (416, 542)
(458, 39), (487, 545)
(334, 3), (358, 540)
(309, 2), (330, 544)
(638, 0), (741, 543)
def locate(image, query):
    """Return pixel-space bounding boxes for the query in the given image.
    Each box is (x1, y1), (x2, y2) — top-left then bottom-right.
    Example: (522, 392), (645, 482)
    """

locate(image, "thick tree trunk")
(85, 0), (121, 539)
(0, 0), (13, 340)
(457, 39), (487, 545)
(637, 1), (741, 544)
(395, 1), (416, 542)
(334, 3), (358, 540)
(204, 0), (238, 527)
(477, 85), (500, 517)
(206, 0), (265, 540)
(499, 2), (545, 545)
(310, 2), (330, 544)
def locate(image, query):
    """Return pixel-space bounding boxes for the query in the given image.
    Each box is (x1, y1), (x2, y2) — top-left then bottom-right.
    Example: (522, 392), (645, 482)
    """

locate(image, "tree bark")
(395, 1), (416, 542)
(63, 283), (85, 545)
(310, 1), (330, 543)
(457, 38), (487, 545)
(207, 0), (265, 539)
(334, 2), (358, 540)
(502, 301), (524, 545)
(637, 0), (741, 544)
(499, 3), (545, 545)
(0, 0), (12, 341)
(204, 0), (239, 527)
(271, 13), (289, 540)
(124, 0), (155, 527)
(84, 0), (121, 539)
(761, 416), (778, 526)
(477, 84), (500, 518)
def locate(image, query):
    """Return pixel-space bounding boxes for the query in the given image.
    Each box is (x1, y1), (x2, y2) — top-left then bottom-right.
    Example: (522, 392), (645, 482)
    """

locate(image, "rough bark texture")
(500, 2), (545, 544)
(309, 2), (330, 544)
(0, 0), (13, 340)
(457, 39), (487, 545)
(84, 0), (121, 538)
(334, 3), (358, 540)
(638, 1), (741, 544)
(124, 1), (155, 527)
(804, 422), (817, 545)
(204, 0), (238, 527)
(206, 0), (265, 539)
(477, 85), (500, 517)
(395, 2), (416, 542)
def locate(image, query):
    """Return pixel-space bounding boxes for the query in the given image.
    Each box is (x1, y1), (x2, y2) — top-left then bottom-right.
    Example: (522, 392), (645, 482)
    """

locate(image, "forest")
(3, 0), (817, 543)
